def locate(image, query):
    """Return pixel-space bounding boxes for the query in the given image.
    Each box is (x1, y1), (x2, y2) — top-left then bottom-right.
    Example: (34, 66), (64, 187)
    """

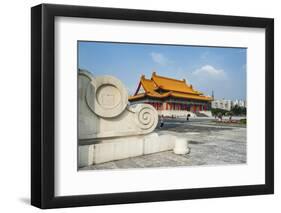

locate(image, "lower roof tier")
(129, 91), (212, 102)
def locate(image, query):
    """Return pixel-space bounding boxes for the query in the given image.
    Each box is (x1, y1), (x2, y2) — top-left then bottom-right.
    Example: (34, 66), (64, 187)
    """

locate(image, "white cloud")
(192, 65), (226, 80)
(150, 52), (170, 66)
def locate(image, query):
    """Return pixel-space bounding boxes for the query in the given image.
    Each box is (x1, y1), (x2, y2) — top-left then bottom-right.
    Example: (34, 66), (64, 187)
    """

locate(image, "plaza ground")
(80, 117), (246, 170)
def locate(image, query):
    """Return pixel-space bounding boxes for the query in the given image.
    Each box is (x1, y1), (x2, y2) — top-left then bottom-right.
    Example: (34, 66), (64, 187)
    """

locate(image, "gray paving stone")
(80, 119), (246, 171)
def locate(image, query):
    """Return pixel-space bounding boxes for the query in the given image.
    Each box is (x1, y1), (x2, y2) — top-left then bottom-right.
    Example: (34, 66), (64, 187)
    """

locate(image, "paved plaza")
(80, 118), (246, 170)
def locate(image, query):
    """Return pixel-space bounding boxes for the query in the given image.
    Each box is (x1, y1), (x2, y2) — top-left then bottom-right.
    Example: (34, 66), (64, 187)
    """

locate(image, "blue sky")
(78, 41), (246, 100)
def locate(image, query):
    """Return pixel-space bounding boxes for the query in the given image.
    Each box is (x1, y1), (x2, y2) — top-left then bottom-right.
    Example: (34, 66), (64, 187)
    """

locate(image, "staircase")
(194, 112), (208, 117)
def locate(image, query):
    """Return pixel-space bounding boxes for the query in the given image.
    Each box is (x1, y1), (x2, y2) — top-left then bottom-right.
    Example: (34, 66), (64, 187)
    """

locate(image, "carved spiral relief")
(136, 104), (158, 131)
(79, 70), (159, 139)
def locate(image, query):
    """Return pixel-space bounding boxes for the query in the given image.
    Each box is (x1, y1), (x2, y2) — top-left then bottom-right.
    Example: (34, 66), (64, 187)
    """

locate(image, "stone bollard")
(173, 137), (190, 155)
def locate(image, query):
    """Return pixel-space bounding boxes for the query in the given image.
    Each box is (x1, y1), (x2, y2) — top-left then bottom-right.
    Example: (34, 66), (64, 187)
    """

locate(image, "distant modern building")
(211, 99), (232, 111)
(232, 99), (247, 108)
(129, 72), (212, 117)
(212, 99), (247, 111)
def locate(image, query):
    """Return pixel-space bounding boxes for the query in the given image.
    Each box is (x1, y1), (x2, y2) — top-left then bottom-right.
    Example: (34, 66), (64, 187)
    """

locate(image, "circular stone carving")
(136, 104), (158, 131)
(96, 84), (121, 109)
(86, 75), (128, 118)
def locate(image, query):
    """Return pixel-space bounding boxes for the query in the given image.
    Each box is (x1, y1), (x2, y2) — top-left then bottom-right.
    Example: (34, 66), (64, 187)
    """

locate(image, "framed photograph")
(31, 4), (274, 209)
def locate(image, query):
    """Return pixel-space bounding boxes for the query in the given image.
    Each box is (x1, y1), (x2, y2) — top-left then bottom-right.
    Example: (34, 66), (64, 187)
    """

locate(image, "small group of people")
(215, 113), (233, 122)
(159, 113), (191, 128)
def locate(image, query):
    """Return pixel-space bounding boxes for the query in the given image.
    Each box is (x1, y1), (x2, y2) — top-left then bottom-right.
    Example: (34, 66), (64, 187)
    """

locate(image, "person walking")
(229, 113), (233, 122)
(160, 115), (164, 128)
(218, 112), (223, 122)
(186, 113), (190, 121)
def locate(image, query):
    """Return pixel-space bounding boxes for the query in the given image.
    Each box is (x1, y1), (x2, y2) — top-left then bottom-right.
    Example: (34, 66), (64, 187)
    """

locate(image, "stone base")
(78, 133), (177, 167)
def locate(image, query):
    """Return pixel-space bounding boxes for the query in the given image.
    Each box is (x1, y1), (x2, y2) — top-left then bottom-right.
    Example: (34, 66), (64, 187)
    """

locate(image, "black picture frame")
(31, 3), (274, 209)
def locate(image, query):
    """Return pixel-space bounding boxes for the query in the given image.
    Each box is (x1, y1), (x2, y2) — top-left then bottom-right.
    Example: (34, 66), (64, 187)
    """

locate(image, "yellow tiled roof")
(171, 92), (212, 101)
(129, 91), (212, 101)
(129, 93), (146, 100)
(151, 72), (202, 95)
(129, 72), (212, 102)
(140, 76), (158, 92)
(129, 91), (172, 100)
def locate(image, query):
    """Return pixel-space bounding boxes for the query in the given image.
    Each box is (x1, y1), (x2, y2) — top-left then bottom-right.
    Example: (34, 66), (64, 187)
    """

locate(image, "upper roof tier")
(151, 72), (202, 95)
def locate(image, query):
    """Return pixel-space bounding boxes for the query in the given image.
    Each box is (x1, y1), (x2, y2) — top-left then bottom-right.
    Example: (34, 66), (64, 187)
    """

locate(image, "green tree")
(231, 105), (246, 116)
(211, 108), (228, 116)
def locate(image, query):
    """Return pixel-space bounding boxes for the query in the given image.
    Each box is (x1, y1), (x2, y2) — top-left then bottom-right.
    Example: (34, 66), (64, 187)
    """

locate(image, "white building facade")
(211, 99), (247, 111)
(211, 99), (232, 111)
(232, 99), (247, 108)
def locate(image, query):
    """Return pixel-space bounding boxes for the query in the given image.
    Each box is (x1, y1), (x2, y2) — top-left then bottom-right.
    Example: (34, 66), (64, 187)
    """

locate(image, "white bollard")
(173, 137), (190, 155)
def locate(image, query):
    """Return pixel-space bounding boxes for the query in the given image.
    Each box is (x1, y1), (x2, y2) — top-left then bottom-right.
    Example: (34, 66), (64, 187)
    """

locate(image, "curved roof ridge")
(140, 76), (158, 92)
(152, 72), (186, 83)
